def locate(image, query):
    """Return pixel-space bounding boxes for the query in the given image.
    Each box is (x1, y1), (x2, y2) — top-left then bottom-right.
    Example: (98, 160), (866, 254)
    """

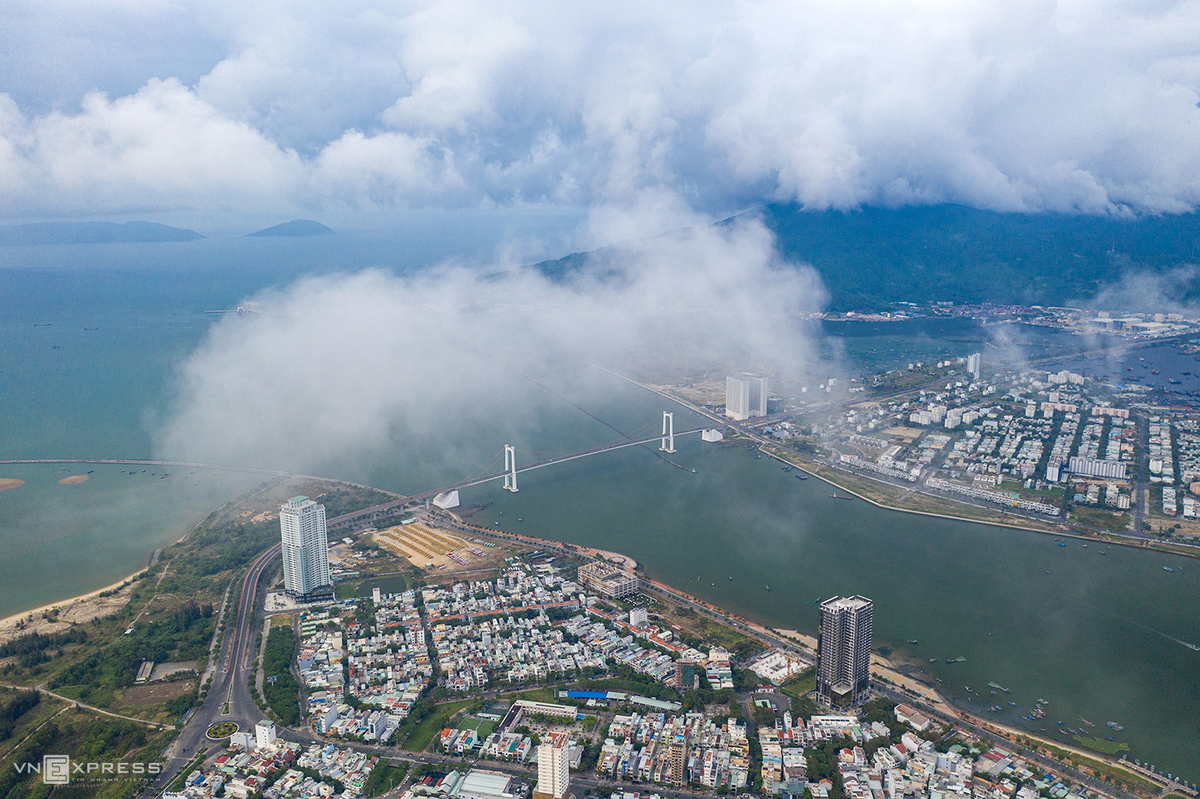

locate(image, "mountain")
(0, 221), (204, 245)
(247, 219), (334, 237)
(534, 204), (1200, 310)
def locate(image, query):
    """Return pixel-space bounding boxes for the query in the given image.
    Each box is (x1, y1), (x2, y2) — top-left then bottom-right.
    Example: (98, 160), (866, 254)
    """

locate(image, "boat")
(946, 656), (967, 663)
(929, 658), (937, 663)
(764, 585), (771, 591)
(829, 493), (854, 500)
(989, 705), (1002, 712)
(1099, 551), (1107, 555)
(908, 640), (919, 645)
(1169, 379), (1183, 385)
(1164, 566), (1175, 572)
(1058, 542), (1067, 547)
(987, 681), (1010, 692)
(795, 473), (808, 480)
(1009, 702), (1017, 707)
(1108, 721), (1124, 731)
(728, 576), (732, 581)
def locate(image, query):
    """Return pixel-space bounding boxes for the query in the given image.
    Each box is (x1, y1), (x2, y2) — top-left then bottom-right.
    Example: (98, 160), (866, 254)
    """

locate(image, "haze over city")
(2, 3), (1200, 799)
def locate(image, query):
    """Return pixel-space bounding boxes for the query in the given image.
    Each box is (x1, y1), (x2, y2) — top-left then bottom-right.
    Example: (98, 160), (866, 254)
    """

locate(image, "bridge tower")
(660, 411), (676, 453)
(503, 445), (519, 492)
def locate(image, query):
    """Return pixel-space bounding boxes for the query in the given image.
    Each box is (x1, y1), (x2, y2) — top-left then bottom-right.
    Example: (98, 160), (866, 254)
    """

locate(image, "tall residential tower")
(534, 732), (571, 799)
(726, 374), (768, 420)
(816, 595), (873, 708)
(279, 496), (332, 601)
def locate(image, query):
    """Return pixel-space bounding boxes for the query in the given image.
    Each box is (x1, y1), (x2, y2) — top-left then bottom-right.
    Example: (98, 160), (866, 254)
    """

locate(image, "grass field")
(1038, 742), (1159, 793)
(458, 716), (497, 740)
(400, 700), (474, 751)
(1072, 734), (1130, 755)
(500, 687), (555, 703)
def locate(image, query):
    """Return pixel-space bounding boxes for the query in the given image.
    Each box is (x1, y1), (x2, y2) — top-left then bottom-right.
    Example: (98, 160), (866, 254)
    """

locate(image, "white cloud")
(3, 0), (1200, 221)
(155, 217), (829, 474)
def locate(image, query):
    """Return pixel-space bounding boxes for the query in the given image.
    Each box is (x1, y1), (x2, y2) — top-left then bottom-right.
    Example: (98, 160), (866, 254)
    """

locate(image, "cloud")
(4, 0), (1200, 221)
(0, 78), (302, 215)
(1089, 264), (1200, 314)
(153, 216), (828, 477)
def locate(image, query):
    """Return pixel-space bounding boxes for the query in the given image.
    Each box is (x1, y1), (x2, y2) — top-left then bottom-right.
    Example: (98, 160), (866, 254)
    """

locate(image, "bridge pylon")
(503, 445), (519, 492)
(660, 411), (676, 453)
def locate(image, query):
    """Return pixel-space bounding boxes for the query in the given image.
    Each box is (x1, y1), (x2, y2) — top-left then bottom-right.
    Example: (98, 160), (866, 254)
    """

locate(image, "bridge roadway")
(324, 426), (707, 528)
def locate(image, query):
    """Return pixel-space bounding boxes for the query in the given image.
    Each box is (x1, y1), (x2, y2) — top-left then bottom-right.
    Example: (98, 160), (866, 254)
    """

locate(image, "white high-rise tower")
(726, 374), (769, 420)
(279, 496), (332, 600)
(534, 732), (571, 799)
(726, 376), (751, 420)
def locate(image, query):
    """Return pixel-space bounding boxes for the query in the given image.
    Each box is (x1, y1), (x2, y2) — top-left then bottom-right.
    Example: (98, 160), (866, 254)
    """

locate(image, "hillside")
(247, 219), (334, 237)
(534, 205), (1200, 310)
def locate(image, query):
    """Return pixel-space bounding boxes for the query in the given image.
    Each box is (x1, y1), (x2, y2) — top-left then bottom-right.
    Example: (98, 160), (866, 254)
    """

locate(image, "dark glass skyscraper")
(816, 595), (873, 708)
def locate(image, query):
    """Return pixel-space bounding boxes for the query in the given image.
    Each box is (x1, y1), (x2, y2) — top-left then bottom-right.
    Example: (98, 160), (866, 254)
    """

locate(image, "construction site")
(372, 519), (509, 573)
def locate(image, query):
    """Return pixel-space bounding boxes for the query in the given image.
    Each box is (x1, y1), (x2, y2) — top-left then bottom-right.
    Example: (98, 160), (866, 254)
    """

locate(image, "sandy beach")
(57, 474), (89, 485)
(0, 478), (25, 492)
(0, 570), (143, 645)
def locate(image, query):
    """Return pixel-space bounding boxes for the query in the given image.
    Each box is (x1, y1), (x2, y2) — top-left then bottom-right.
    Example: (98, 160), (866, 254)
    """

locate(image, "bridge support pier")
(503, 445), (519, 492)
(660, 411), (676, 453)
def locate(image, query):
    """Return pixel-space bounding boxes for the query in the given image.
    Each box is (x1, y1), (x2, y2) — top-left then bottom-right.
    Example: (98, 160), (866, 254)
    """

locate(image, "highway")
(145, 543), (280, 797)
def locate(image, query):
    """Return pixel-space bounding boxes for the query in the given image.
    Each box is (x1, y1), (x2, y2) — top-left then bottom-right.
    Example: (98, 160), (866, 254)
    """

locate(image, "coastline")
(0, 569), (145, 640)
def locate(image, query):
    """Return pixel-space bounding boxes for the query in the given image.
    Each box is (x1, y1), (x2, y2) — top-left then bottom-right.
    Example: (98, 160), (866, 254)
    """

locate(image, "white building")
(967, 352), (982, 380)
(726, 377), (751, 421)
(726, 374), (768, 420)
(255, 719), (277, 750)
(535, 732), (571, 799)
(280, 496), (332, 600)
(629, 607), (649, 628)
(1069, 457), (1127, 480)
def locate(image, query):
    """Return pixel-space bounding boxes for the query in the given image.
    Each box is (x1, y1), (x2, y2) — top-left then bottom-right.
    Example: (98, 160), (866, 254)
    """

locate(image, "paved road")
(144, 543), (280, 797)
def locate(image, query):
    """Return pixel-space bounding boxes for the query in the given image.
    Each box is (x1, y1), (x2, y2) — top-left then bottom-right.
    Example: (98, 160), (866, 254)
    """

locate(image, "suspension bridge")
(326, 411), (707, 529)
(0, 411), (715, 531)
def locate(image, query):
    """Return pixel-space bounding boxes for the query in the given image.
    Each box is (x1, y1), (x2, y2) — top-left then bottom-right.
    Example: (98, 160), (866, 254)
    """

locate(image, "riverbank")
(758, 441), (1200, 563)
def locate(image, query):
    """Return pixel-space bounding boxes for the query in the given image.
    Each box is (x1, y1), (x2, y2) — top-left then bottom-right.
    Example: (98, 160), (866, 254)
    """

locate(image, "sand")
(0, 572), (142, 646)
(58, 475), (89, 485)
(0, 478), (25, 492)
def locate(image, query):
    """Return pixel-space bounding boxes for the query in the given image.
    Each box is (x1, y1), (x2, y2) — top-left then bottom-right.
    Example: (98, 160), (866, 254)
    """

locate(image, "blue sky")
(3, 0), (1200, 237)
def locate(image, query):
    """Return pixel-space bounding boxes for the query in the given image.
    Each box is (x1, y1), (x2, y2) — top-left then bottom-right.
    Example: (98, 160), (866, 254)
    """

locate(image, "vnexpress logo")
(42, 755), (71, 785)
(14, 755), (161, 784)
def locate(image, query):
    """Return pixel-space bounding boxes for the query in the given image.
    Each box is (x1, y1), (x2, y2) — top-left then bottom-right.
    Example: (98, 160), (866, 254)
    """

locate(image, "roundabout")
(205, 721), (239, 740)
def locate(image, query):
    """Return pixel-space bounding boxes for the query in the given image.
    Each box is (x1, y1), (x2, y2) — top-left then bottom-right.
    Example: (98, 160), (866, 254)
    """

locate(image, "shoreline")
(760, 444), (1200, 561)
(0, 569), (146, 634)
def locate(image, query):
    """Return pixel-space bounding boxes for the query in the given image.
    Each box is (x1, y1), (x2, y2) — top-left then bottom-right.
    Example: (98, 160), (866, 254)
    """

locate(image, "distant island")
(247, 219), (334, 238)
(0, 220), (204, 245)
